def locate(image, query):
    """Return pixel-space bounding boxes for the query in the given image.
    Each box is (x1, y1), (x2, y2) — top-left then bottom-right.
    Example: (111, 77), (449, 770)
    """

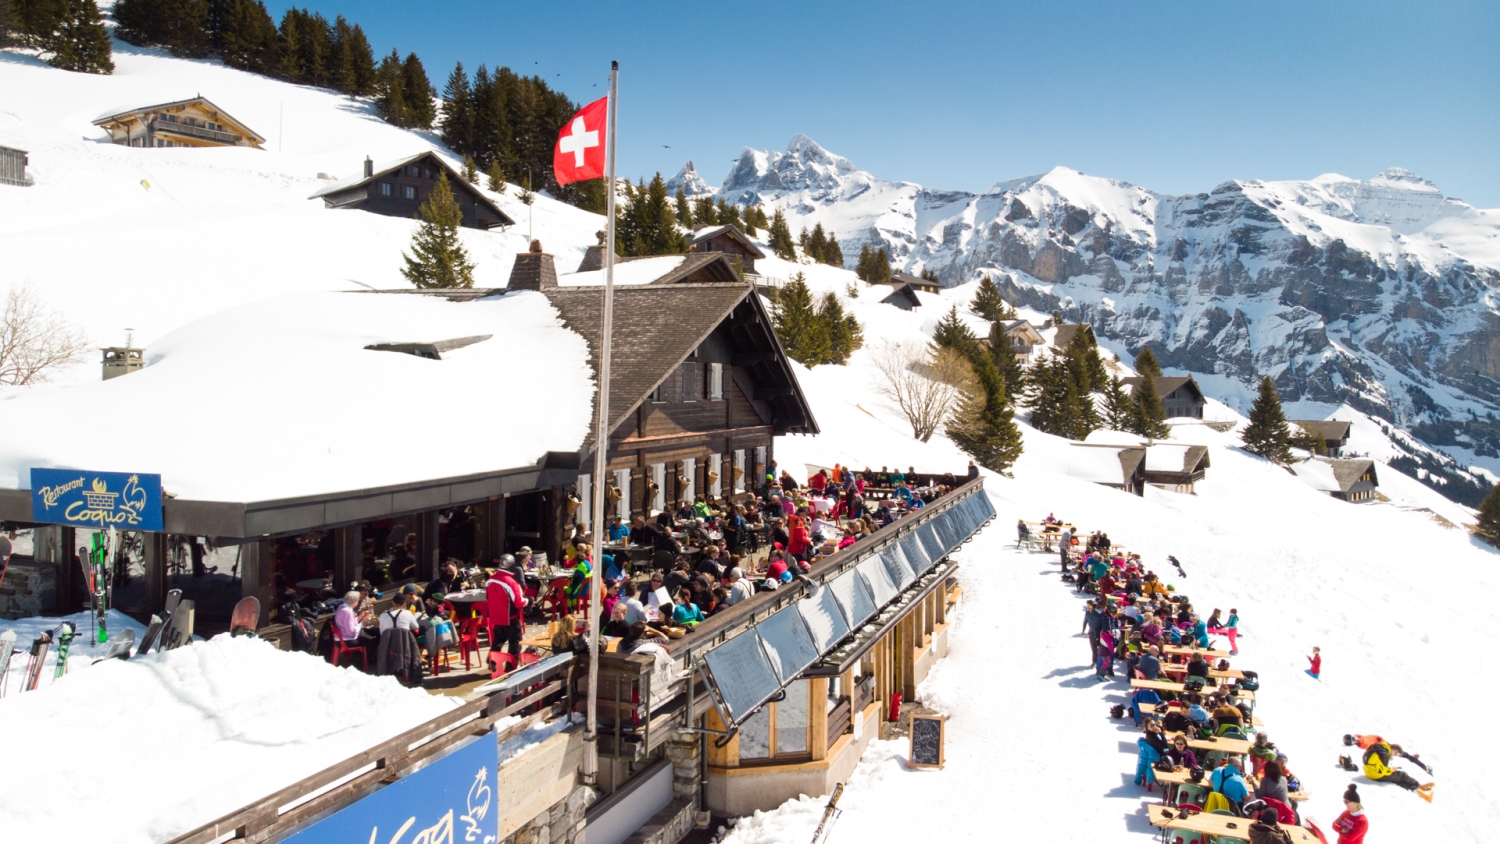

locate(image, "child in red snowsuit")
(1306, 646), (1321, 679)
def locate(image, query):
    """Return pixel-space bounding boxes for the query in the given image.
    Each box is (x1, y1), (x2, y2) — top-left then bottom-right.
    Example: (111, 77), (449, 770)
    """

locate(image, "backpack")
(1183, 676), (1207, 692)
(1110, 704), (1126, 719)
(283, 604), (316, 654)
(1239, 670), (1260, 692)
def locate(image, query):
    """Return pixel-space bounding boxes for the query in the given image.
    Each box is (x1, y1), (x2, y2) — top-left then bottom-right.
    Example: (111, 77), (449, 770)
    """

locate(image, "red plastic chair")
(487, 650), (541, 678)
(329, 636), (367, 672)
(542, 577), (570, 620)
(457, 616), (482, 670)
(472, 601), (491, 646)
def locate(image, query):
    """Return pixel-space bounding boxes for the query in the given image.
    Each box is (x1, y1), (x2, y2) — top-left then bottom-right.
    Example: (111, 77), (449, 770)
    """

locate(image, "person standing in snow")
(1306, 646), (1321, 679)
(1332, 785), (1368, 844)
(1083, 602), (1107, 666)
(1211, 607), (1241, 655)
(966, 460), (979, 480)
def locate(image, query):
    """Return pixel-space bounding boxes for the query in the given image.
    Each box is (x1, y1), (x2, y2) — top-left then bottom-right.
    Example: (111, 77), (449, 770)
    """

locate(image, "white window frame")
(682, 457), (696, 502)
(708, 363), (724, 401)
(651, 463), (666, 513)
(734, 449), (746, 493)
(710, 453), (723, 497)
(575, 473), (591, 534)
(614, 468), (631, 521)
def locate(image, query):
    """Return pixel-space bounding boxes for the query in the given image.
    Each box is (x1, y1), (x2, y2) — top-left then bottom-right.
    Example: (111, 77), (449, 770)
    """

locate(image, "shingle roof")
(880, 283), (922, 308)
(685, 225), (767, 259)
(1001, 319), (1045, 343)
(1052, 323), (1095, 349)
(648, 251), (742, 285)
(307, 151), (515, 226)
(1328, 458), (1376, 491)
(1291, 420), (1352, 444)
(1121, 375), (1202, 402)
(890, 271), (940, 290)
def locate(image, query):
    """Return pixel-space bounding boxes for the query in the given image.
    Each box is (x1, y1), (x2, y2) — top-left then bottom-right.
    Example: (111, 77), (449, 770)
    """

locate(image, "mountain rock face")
(664, 160), (715, 198)
(689, 138), (1500, 504)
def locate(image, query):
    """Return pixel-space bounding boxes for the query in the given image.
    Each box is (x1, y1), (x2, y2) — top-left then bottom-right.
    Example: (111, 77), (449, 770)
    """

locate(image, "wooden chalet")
(1294, 457), (1379, 503)
(0, 146), (29, 186)
(309, 152), (514, 231)
(879, 282), (923, 310)
(890, 271), (942, 294)
(93, 97), (265, 149)
(1291, 419), (1352, 456)
(1000, 319), (1046, 361)
(686, 224), (766, 274)
(1142, 443), (1210, 494)
(1052, 322), (1095, 350)
(1121, 375), (1207, 419)
(1066, 443), (1147, 496)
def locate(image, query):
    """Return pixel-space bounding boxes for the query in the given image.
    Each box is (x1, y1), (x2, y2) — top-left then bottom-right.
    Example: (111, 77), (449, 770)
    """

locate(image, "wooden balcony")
(149, 118), (242, 145)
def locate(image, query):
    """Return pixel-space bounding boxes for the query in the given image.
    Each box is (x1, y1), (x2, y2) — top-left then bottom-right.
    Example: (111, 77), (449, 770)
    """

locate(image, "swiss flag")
(553, 97), (607, 185)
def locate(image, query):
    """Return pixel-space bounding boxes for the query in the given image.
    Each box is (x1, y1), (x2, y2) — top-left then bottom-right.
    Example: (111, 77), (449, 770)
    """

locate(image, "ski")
(137, 615), (166, 655)
(229, 596), (260, 637)
(22, 631), (53, 692)
(811, 782), (844, 844)
(0, 629), (16, 697)
(52, 622), (77, 680)
(91, 532), (112, 644)
(93, 629), (135, 664)
(158, 599), (195, 651)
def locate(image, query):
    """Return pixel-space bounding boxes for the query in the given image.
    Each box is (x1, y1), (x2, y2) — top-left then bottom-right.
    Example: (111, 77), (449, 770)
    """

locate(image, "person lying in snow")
(1350, 734), (1434, 799)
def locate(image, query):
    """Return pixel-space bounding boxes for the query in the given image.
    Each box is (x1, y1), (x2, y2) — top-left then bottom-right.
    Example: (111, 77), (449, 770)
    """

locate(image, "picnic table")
(1159, 663), (1246, 681)
(1163, 645), (1233, 660)
(1131, 678), (1254, 702)
(1152, 766), (1308, 802)
(1165, 730), (1253, 755)
(520, 631), (621, 653)
(1147, 805), (1318, 843)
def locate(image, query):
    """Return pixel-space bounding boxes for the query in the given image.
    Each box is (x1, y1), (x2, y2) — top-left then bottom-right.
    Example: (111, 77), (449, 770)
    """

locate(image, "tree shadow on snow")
(0, 49), (52, 70)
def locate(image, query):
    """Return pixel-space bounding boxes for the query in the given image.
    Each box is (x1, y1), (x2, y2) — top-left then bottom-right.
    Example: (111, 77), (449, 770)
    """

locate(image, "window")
(681, 362), (700, 402)
(708, 363), (724, 401)
(650, 380), (667, 403)
(424, 167), (435, 179)
(737, 680), (811, 763)
(407, 165), (419, 177)
(403, 185), (417, 200)
(380, 182), (393, 197)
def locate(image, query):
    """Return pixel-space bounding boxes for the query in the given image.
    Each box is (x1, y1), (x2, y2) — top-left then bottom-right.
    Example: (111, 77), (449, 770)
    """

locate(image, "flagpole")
(582, 60), (618, 788)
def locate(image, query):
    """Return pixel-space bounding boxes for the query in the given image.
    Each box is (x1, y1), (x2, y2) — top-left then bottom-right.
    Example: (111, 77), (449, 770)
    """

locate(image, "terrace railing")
(149, 118), (243, 145)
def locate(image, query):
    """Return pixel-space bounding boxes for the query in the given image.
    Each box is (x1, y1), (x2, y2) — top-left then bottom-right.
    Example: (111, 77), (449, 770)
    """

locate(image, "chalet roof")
(1052, 323), (1094, 349)
(1066, 443), (1145, 486)
(540, 283), (818, 442)
(1291, 419), (1352, 443)
(92, 96), (266, 143)
(1292, 457), (1376, 493)
(685, 225), (767, 259)
(1145, 443), (1210, 474)
(1121, 375), (1203, 402)
(308, 151), (515, 226)
(1001, 319), (1045, 343)
(880, 283), (922, 308)
(1329, 458), (1376, 491)
(890, 271), (940, 291)
(650, 251), (742, 284)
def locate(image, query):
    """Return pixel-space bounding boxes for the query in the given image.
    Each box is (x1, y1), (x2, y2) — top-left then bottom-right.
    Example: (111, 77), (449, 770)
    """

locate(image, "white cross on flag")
(553, 96), (607, 185)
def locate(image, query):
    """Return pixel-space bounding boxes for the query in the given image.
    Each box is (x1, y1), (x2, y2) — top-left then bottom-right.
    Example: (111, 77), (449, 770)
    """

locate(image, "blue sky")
(268, 0), (1500, 204)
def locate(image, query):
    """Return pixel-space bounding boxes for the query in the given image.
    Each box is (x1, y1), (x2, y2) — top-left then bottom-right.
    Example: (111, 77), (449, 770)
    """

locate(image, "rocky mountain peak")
(664, 160), (714, 198)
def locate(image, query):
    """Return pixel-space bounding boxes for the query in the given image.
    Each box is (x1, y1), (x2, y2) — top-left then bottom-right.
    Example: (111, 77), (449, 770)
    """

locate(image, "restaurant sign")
(283, 733), (496, 844)
(29, 468), (164, 532)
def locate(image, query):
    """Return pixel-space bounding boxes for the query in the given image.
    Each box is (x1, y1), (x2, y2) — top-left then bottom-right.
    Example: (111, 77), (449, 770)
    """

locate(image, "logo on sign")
(30, 468), (164, 532)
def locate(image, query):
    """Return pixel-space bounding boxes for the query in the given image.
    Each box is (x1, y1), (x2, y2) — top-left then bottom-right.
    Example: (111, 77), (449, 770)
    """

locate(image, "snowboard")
(52, 622), (77, 679)
(158, 599), (195, 651)
(229, 596), (261, 637)
(137, 615), (166, 655)
(93, 629), (135, 664)
(22, 631), (52, 691)
(0, 630), (16, 696)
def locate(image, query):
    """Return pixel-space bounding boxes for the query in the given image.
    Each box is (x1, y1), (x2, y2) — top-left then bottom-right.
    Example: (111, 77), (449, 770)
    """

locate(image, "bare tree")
(871, 341), (977, 442)
(1, 286), (90, 386)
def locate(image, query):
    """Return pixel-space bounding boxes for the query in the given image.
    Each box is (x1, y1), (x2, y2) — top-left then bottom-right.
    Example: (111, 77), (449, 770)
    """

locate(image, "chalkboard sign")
(909, 714), (945, 769)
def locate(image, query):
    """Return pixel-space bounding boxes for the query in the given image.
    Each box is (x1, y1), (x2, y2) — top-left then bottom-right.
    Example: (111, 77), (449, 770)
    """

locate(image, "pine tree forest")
(933, 305), (1023, 474)
(772, 274), (864, 367)
(8, 0), (113, 72)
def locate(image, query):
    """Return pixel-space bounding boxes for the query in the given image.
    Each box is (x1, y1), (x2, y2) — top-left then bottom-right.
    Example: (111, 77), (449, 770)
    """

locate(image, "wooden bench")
(1162, 645), (1234, 660)
(1165, 730), (1253, 755)
(1159, 663), (1246, 681)
(1131, 678), (1254, 701)
(1147, 805), (1318, 843)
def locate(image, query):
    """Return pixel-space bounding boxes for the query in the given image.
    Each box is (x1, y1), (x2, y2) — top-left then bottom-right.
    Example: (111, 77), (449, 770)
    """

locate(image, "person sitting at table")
(1211, 696), (1245, 732)
(332, 591), (366, 654)
(1125, 571), (1144, 596)
(1191, 614), (1211, 649)
(620, 621), (670, 654)
(1136, 645), (1162, 680)
(628, 515), (651, 546)
(649, 523), (683, 565)
(375, 588), (424, 685)
(1186, 652), (1211, 683)
(1184, 694), (1212, 731)
(663, 559), (693, 596)
(674, 499), (696, 523)
(1142, 572), (1168, 596)
(426, 562), (461, 603)
(1254, 760), (1295, 814)
(1043, 512), (1059, 525)
(619, 580), (649, 625)
(671, 587), (705, 627)
(778, 470), (799, 492)
(551, 613), (581, 651)
(1135, 716), (1170, 786)
(690, 572), (717, 614)
(600, 578), (619, 621)
(724, 567), (756, 606)
(604, 601), (632, 637)
(607, 515), (630, 544)
(1164, 732), (1198, 769)
(1139, 613), (1164, 648)
(1161, 703), (1193, 735)
(722, 505), (747, 552)
(1248, 807), (1293, 844)
(1207, 755), (1249, 807)
(697, 544), (726, 580)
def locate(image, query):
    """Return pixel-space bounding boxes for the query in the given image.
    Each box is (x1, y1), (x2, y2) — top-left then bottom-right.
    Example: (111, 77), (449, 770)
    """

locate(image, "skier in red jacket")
(1332, 784), (1368, 844)
(1306, 646), (1322, 679)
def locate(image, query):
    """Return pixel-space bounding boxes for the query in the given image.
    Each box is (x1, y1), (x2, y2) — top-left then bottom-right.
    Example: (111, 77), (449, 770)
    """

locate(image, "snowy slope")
(0, 40), (604, 386)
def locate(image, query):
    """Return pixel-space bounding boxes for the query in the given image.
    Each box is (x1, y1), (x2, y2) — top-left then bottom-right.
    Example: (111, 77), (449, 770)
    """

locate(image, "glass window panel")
(757, 608), (819, 683)
(857, 556), (897, 607)
(739, 705), (771, 760)
(775, 680), (809, 755)
(796, 586), (851, 652)
(704, 630), (781, 722)
(918, 522), (945, 560)
(899, 533), (930, 574)
(828, 568), (876, 627)
(881, 545), (914, 589)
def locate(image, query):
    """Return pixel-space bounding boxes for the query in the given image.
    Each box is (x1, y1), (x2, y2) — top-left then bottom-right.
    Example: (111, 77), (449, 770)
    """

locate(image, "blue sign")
(284, 733), (497, 844)
(29, 468), (164, 532)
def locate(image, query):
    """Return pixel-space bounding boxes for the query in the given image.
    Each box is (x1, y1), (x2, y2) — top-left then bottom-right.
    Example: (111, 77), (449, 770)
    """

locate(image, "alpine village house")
(311, 152), (515, 230)
(93, 97), (265, 149)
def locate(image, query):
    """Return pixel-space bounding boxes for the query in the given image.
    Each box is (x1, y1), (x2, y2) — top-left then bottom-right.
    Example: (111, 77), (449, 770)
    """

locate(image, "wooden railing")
(149, 118), (243, 144)
(165, 654), (575, 844)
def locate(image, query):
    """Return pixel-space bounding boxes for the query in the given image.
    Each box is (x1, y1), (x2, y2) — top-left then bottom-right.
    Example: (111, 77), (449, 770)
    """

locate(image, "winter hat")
(1258, 809), (1279, 825)
(1343, 784), (1360, 804)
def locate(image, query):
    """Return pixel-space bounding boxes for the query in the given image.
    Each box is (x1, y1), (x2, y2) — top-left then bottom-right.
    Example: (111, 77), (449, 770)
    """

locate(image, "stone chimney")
(101, 346), (143, 380)
(576, 230), (607, 273)
(363, 156), (373, 178)
(508, 240), (558, 291)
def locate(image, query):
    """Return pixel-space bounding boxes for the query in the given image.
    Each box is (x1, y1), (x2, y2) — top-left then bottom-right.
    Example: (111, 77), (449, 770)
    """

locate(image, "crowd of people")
(1033, 514), (1432, 844)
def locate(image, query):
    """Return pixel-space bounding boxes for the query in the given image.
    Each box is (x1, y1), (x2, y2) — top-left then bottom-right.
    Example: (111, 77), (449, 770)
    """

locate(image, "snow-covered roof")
(1065, 444), (1143, 485)
(1291, 458), (1342, 492)
(557, 255), (688, 287)
(0, 291), (594, 503)
(685, 224), (767, 258)
(1083, 429), (1147, 447)
(1144, 443), (1209, 474)
(307, 152), (429, 198)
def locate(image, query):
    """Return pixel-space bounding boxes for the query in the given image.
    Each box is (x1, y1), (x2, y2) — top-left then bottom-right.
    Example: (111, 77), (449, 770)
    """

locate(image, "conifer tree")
(438, 62), (473, 153)
(692, 196), (716, 228)
(486, 160), (507, 194)
(461, 156), (478, 184)
(12, 0), (62, 47)
(823, 232), (844, 267)
(986, 319), (1025, 399)
(766, 209), (796, 260)
(46, 0), (111, 73)
(346, 22), (375, 95)
(1241, 376), (1294, 463)
(1133, 345), (1163, 379)
(0, 0), (12, 46)
(806, 224), (829, 264)
(674, 189), (692, 227)
(772, 273), (828, 367)
(970, 274), (1011, 322)
(400, 52), (435, 128)
(1131, 374), (1170, 440)
(741, 206), (758, 237)
(328, 14), (355, 92)
(921, 268), (940, 283)
(855, 245), (892, 284)
(401, 173), (474, 290)
(213, 0), (277, 74)
(932, 306), (978, 357)
(818, 292), (863, 365)
(1477, 483), (1500, 549)
(947, 340), (1024, 474)
(374, 48), (409, 126)
(617, 173), (687, 257)
(1101, 375), (1134, 431)
(469, 65), (511, 169)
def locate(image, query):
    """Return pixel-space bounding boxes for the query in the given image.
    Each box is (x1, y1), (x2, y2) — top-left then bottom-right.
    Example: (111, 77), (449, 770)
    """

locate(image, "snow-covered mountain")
(686, 137), (1500, 503)
(663, 160), (714, 198)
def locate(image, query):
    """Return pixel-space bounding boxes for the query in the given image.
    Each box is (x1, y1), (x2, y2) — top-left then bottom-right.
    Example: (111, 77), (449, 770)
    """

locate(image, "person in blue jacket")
(1135, 718), (1170, 786)
(1192, 615), (1211, 649)
(1210, 756), (1251, 812)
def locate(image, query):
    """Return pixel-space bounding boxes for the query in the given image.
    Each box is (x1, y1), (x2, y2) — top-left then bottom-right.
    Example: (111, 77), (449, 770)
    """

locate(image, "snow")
(1290, 458), (1341, 493)
(1064, 444), (1133, 485)
(1, 609), (147, 691)
(0, 634), (456, 844)
(556, 255), (686, 287)
(0, 289), (594, 502)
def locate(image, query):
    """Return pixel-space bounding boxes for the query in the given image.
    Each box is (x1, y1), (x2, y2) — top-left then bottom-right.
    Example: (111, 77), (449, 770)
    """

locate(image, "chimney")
(508, 240), (558, 291)
(363, 156), (373, 178)
(576, 230), (607, 273)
